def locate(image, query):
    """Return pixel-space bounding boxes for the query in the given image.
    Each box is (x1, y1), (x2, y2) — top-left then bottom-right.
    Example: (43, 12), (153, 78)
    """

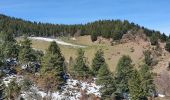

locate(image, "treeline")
(0, 14), (168, 42)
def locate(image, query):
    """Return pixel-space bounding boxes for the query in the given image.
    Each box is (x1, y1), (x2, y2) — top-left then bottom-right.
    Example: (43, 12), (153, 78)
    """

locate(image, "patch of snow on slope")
(29, 37), (86, 48)
(2, 75), (101, 100)
(3, 75), (23, 86)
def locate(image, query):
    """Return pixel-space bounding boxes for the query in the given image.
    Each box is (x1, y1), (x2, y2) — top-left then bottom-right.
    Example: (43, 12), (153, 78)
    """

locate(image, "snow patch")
(29, 37), (86, 48)
(2, 75), (101, 100)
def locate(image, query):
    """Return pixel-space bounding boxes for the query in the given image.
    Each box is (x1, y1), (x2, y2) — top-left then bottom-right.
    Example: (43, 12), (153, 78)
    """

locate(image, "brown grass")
(16, 36), (146, 72)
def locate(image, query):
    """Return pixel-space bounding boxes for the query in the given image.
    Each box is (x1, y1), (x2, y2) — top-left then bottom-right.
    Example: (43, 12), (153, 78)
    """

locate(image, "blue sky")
(0, 0), (170, 34)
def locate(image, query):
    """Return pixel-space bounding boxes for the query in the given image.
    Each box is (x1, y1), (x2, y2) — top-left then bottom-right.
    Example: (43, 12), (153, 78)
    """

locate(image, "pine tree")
(115, 55), (134, 94)
(128, 70), (144, 100)
(18, 37), (35, 64)
(139, 64), (155, 98)
(150, 34), (158, 45)
(41, 41), (65, 90)
(96, 63), (116, 99)
(47, 41), (61, 55)
(0, 31), (15, 43)
(3, 42), (19, 59)
(0, 31), (19, 59)
(91, 31), (98, 42)
(91, 49), (105, 76)
(72, 49), (90, 78)
(161, 33), (167, 42)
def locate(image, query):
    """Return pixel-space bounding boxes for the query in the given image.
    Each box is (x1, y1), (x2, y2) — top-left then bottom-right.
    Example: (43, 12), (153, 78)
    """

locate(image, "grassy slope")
(16, 36), (145, 72)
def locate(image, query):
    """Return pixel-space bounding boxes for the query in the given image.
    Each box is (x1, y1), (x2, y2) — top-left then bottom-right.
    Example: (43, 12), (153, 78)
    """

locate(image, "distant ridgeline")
(0, 14), (168, 42)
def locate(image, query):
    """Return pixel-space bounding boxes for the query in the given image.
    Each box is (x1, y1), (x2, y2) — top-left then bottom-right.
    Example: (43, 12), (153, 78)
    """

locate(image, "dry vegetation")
(16, 35), (149, 72)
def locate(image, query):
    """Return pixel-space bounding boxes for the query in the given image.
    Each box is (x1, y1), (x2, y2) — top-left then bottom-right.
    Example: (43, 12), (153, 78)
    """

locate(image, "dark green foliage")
(115, 55), (133, 93)
(3, 42), (19, 59)
(96, 63), (116, 99)
(139, 64), (155, 97)
(143, 50), (152, 66)
(48, 41), (61, 55)
(41, 42), (65, 87)
(161, 33), (167, 42)
(0, 31), (15, 43)
(165, 40), (170, 52)
(91, 31), (98, 42)
(128, 70), (144, 100)
(0, 14), (164, 42)
(72, 49), (90, 78)
(91, 49), (105, 76)
(112, 32), (123, 41)
(150, 34), (158, 45)
(18, 37), (36, 63)
(0, 31), (19, 59)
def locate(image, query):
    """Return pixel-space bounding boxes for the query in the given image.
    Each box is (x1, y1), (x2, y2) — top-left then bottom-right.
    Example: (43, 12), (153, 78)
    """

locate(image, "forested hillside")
(1, 14), (170, 100)
(0, 14), (167, 42)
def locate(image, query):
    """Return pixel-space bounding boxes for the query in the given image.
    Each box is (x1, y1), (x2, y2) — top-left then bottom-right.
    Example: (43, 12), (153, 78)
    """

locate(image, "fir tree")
(96, 63), (116, 99)
(115, 55), (134, 94)
(48, 41), (61, 55)
(91, 31), (98, 42)
(18, 37), (35, 63)
(128, 70), (144, 100)
(139, 64), (155, 98)
(150, 34), (158, 45)
(91, 49), (105, 76)
(41, 42), (65, 89)
(72, 49), (90, 78)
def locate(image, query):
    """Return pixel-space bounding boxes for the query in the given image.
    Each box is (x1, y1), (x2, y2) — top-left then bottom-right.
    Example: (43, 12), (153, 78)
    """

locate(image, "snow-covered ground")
(29, 37), (86, 48)
(2, 75), (101, 100)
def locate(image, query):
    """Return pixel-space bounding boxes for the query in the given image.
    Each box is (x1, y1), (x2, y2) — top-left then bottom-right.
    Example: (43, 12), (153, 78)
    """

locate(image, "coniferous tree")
(115, 55), (133, 94)
(128, 70), (144, 100)
(0, 14), (164, 42)
(161, 33), (167, 42)
(0, 31), (19, 59)
(91, 31), (98, 42)
(3, 42), (19, 59)
(139, 64), (155, 98)
(150, 34), (158, 45)
(0, 31), (15, 43)
(72, 49), (90, 78)
(96, 63), (116, 99)
(18, 37), (35, 64)
(91, 49), (105, 76)
(41, 41), (65, 90)
(47, 41), (61, 55)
